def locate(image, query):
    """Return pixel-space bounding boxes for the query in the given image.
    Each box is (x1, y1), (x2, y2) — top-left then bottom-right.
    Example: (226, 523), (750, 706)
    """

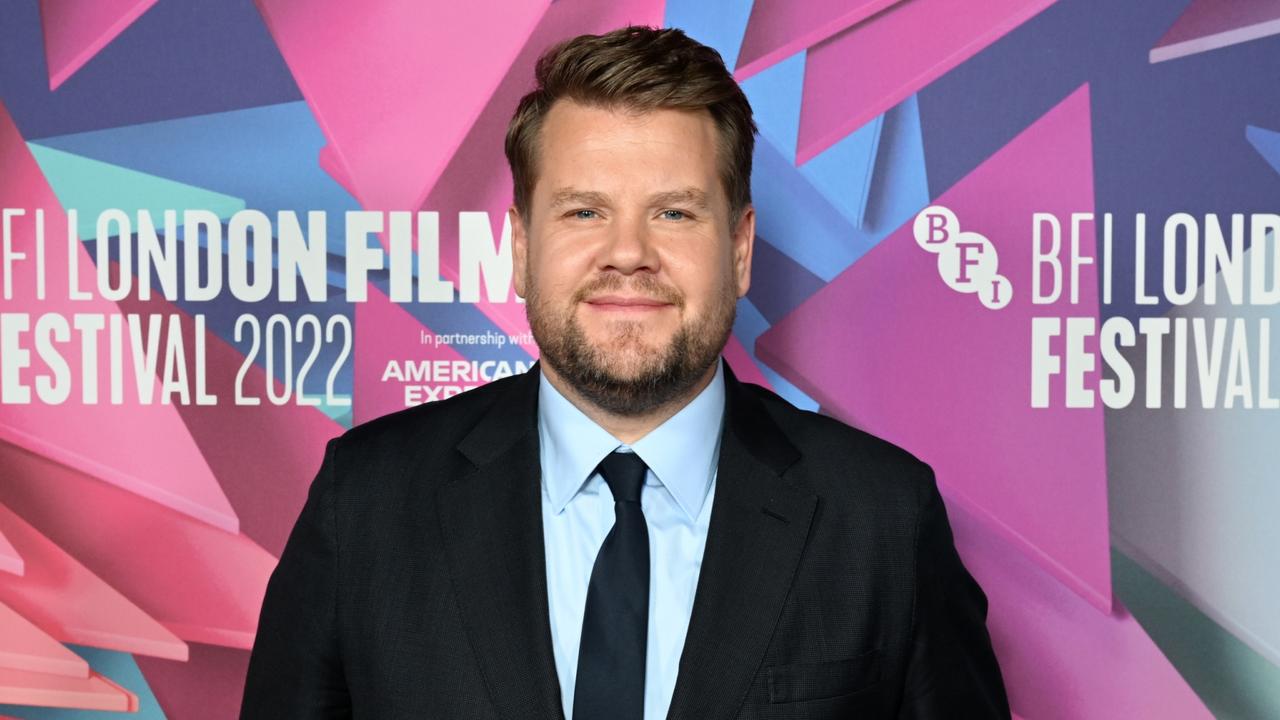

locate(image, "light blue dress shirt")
(538, 361), (725, 720)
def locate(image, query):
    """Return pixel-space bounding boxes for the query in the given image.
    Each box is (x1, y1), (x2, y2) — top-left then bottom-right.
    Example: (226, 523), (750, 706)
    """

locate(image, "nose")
(597, 214), (660, 275)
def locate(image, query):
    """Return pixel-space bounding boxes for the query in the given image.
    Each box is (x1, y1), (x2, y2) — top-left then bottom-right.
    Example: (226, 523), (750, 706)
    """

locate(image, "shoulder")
(311, 370), (535, 518)
(329, 370), (525, 464)
(742, 381), (936, 511)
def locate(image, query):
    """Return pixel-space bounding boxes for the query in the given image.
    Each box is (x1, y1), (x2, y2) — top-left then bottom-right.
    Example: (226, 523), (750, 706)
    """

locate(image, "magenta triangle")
(760, 85), (1112, 611)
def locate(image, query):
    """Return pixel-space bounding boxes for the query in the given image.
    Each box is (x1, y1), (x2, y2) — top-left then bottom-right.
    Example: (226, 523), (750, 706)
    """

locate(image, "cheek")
(666, 249), (735, 305)
(527, 248), (589, 302)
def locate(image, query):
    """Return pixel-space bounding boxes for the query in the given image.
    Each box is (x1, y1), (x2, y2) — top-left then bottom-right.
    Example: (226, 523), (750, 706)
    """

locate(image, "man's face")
(511, 99), (754, 415)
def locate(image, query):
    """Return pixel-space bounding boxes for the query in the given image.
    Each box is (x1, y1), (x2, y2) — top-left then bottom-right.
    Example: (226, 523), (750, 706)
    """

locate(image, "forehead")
(533, 99), (723, 196)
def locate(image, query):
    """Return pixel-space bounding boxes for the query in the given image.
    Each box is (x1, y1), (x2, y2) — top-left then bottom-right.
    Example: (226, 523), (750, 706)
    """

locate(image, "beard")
(526, 271), (736, 416)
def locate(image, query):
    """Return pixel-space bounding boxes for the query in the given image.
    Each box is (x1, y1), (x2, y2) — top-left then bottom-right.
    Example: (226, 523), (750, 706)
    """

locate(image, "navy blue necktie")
(573, 450), (650, 720)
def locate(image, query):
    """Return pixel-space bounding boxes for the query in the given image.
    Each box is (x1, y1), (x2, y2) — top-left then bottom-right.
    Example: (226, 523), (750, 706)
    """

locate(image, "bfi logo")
(913, 206), (1011, 310)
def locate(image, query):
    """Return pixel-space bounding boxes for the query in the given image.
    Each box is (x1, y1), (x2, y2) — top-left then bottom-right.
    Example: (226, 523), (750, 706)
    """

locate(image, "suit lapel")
(436, 366), (565, 720)
(434, 361), (815, 720)
(665, 362), (817, 720)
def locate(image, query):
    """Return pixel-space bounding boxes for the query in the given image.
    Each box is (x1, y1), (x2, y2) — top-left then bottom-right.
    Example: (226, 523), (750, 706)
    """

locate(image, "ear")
(731, 205), (755, 298)
(509, 205), (528, 299)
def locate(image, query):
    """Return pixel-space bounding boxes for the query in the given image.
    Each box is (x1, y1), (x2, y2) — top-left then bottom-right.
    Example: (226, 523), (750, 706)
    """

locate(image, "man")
(241, 25), (1010, 719)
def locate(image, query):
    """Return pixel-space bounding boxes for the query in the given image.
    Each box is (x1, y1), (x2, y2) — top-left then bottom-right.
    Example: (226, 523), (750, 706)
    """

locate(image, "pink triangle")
(0, 665), (136, 711)
(723, 334), (773, 390)
(315, 0), (666, 354)
(135, 642), (251, 720)
(1150, 0), (1280, 63)
(0, 444), (276, 650)
(948, 497), (1211, 718)
(760, 85), (1111, 611)
(253, 0), (551, 213)
(403, 0), (666, 352)
(0, 498), (186, 660)
(113, 271), (343, 558)
(735, 0), (905, 80)
(0, 599), (90, 677)
(797, 0), (1056, 163)
(38, 0), (159, 90)
(0, 527), (20, 576)
(0, 100), (239, 535)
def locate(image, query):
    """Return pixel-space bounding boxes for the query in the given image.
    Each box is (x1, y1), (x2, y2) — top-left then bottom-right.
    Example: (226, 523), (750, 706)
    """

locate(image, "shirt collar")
(538, 360), (725, 522)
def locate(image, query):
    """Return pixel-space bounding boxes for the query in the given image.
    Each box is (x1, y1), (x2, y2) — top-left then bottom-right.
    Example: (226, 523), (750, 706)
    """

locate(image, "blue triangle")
(867, 94), (929, 234)
(743, 49), (886, 230)
(750, 94), (928, 281)
(1247, 125), (1280, 176)
(799, 114), (883, 229)
(664, 0), (755, 70)
(31, 102), (358, 222)
(741, 51), (805, 161)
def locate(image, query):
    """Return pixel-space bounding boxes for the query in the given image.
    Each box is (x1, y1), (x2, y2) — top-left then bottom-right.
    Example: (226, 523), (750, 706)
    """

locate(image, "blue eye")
(661, 209), (686, 220)
(573, 209), (598, 219)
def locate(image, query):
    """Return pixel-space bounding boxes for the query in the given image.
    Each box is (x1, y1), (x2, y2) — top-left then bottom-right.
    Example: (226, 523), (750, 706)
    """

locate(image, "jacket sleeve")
(240, 437), (352, 719)
(896, 465), (1011, 719)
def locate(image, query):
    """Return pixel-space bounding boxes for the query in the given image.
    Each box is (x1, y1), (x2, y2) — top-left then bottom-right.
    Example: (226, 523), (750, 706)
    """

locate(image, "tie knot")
(597, 450), (648, 504)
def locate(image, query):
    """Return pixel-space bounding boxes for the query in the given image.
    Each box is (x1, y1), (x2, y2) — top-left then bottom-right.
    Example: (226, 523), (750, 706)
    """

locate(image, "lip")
(583, 295), (673, 311)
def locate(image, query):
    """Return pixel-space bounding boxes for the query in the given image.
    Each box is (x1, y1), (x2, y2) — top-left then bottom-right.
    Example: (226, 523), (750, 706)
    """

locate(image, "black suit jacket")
(241, 359), (1009, 718)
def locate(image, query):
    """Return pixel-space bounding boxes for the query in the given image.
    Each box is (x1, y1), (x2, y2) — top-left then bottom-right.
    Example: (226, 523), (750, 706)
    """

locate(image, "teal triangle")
(26, 142), (245, 239)
(0, 645), (166, 719)
(318, 399), (353, 428)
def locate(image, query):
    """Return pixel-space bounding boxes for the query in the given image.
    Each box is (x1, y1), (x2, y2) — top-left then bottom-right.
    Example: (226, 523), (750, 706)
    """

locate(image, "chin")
(591, 344), (668, 376)
(581, 318), (667, 347)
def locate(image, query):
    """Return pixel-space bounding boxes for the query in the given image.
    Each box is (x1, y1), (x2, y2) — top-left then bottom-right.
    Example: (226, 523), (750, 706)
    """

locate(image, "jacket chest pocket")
(766, 648), (882, 704)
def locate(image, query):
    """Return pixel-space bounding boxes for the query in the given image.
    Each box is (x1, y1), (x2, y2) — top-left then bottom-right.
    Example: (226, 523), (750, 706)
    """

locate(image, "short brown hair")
(505, 25), (757, 227)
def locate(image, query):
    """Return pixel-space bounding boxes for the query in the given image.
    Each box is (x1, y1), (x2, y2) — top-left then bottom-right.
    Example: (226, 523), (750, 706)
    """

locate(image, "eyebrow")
(546, 186), (711, 210)
(649, 187), (710, 210)
(548, 188), (611, 209)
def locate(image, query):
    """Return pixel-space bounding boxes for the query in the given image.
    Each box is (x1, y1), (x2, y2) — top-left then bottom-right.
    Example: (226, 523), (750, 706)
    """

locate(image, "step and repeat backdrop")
(1, 0), (1278, 717)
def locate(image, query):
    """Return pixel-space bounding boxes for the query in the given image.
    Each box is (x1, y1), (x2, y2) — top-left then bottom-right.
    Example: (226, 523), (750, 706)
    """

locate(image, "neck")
(540, 361), (719, 445)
